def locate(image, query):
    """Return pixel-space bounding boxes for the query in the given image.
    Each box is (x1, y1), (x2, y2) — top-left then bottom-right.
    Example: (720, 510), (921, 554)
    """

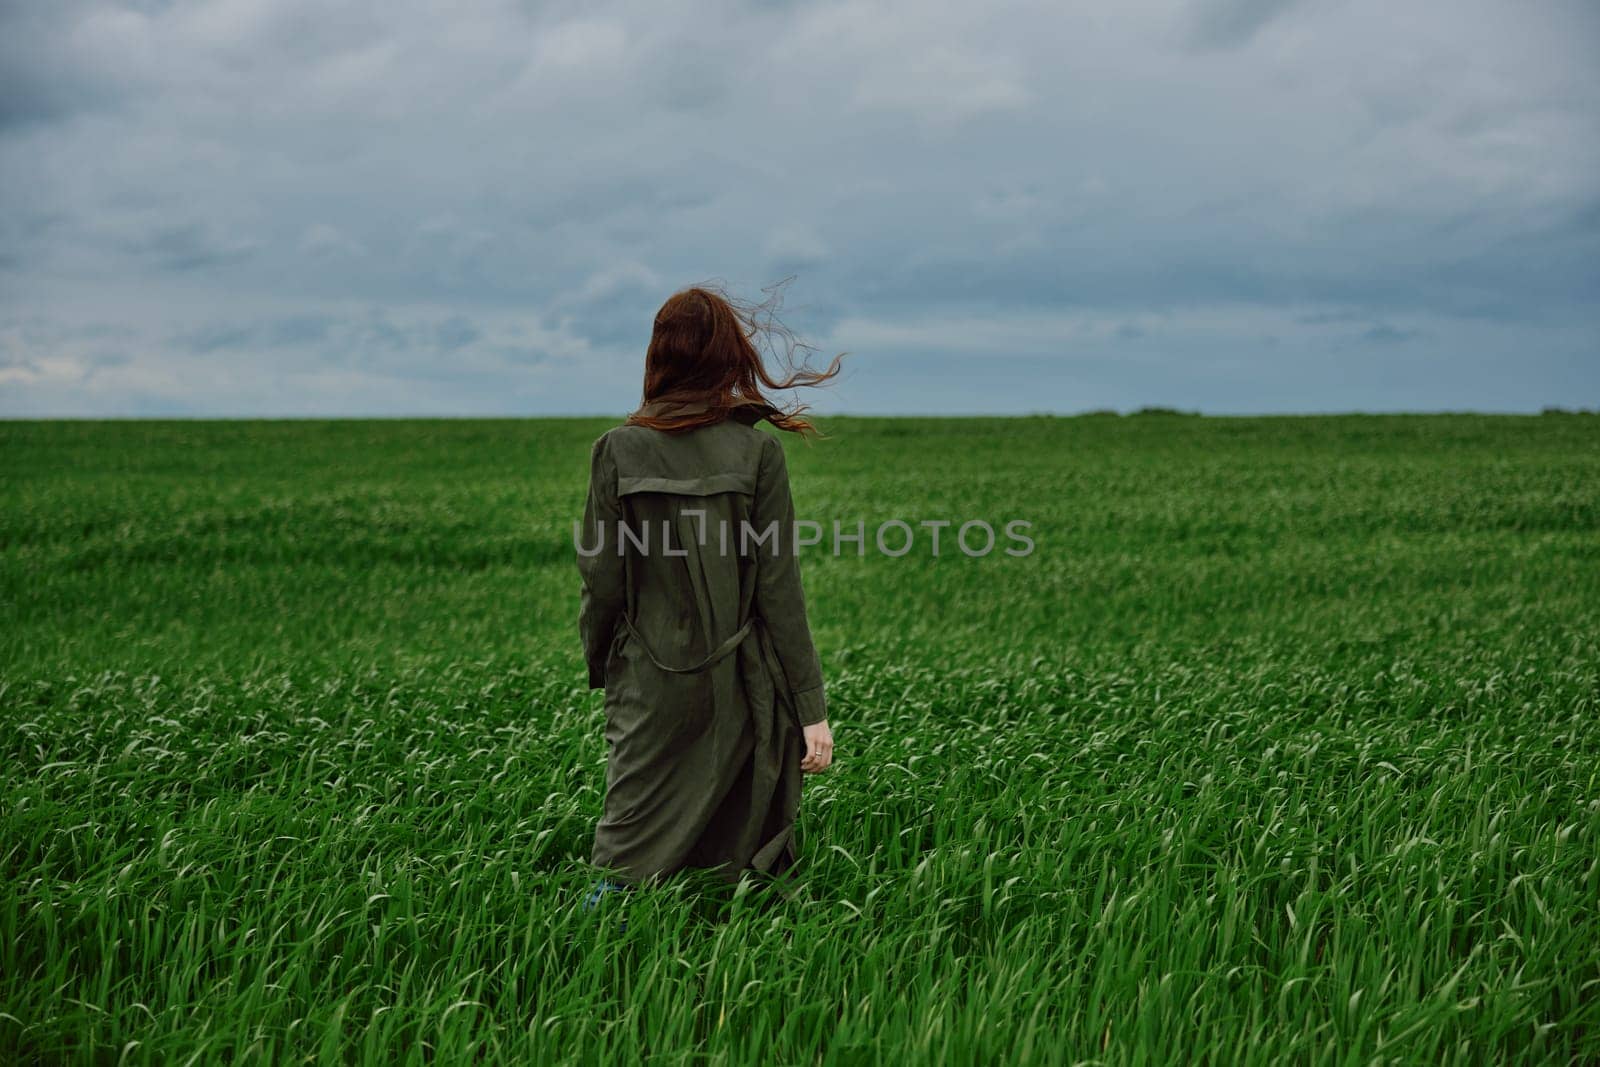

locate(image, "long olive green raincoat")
(576, 397), (828, 887)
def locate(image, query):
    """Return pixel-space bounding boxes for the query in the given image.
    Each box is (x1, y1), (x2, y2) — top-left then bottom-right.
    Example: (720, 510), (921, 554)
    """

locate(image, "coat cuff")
(793, 683), (828, 726)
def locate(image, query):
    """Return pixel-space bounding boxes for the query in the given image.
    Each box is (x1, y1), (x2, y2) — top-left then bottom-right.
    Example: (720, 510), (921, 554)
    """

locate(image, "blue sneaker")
(582, 878), (630, 930)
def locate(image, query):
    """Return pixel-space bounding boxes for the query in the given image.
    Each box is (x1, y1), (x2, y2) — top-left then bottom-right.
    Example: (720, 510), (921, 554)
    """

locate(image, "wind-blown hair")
(625, 278), (845, 436)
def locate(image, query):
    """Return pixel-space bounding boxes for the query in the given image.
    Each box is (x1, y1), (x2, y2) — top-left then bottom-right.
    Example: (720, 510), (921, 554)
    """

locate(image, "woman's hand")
(800, 719), (833, 773)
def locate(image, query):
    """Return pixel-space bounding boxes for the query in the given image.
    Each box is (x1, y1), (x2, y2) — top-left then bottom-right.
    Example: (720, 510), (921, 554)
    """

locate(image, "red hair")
(625, 278), (845, 436)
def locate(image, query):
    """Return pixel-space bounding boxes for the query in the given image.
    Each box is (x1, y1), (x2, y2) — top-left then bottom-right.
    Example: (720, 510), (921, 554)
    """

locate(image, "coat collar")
(632, 391), (779, 427)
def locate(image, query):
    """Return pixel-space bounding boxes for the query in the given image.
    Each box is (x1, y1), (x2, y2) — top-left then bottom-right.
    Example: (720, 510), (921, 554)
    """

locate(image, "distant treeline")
(1066, 407), (1597, 417)
(1077, 406), (1201, 417)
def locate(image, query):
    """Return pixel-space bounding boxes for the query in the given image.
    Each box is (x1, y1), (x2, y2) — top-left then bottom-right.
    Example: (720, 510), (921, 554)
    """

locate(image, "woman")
(576, 282), (843, 912)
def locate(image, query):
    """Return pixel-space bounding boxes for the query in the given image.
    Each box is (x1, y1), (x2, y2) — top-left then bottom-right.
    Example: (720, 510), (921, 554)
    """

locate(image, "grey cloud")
(166, 308), (562, 378)
(268, 316), (339, 347)
(0, 336), (35, 370)
(550, 263), (667, 348)
(178, 324), (256, 353)
(492, 344), (548, 366)
(81, 351), (132, 381)
(121, 222), (259, 273)
(1184, 0), (1307, 52)
(0, 57), (100, 130)
(434, 315), (482, 351)
(653, 59), (732, 112)
(521, 179), (716, 233)
(299, 224), (368, 259)
(763, 226), (830, 271)
(1298, 310), (1367, 326)
(0, 6), (115, 128)
(1360, 323), (1420, 344)
(175, 316), (336, 354)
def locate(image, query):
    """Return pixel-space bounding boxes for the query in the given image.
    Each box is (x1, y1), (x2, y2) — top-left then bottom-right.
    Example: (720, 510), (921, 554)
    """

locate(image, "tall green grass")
(2, 414), (1597, 1063)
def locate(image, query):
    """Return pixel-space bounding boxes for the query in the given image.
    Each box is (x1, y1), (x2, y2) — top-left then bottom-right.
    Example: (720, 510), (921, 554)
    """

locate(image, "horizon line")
(3, 408), (1597, 423)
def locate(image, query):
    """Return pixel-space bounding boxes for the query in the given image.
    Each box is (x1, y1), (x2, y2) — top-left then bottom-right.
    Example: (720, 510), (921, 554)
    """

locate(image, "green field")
(3, 414), (1597, 1064)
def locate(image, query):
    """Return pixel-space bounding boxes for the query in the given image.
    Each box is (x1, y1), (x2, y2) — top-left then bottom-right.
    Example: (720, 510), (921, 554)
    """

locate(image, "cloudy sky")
(2, 0), (1596, 416)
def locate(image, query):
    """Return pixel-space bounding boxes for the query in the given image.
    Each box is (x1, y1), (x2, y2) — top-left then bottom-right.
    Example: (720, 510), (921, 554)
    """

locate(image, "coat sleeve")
(577, 433), (626, 690)
(752, 433), (829, 726)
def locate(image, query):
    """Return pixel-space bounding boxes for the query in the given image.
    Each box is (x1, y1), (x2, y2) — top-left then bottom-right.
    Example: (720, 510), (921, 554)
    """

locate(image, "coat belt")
(619, 614), (755, 675)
